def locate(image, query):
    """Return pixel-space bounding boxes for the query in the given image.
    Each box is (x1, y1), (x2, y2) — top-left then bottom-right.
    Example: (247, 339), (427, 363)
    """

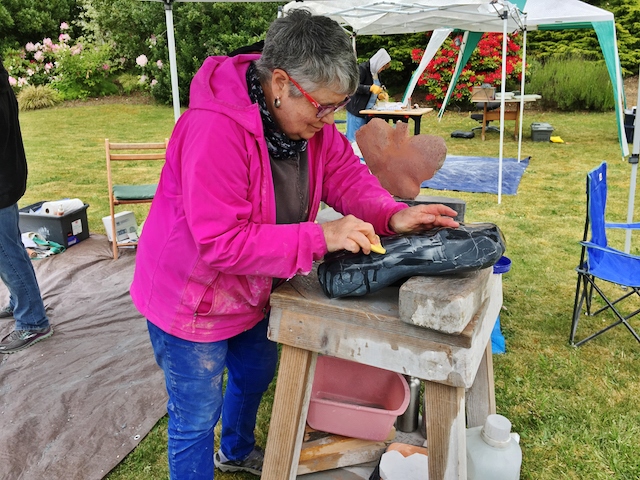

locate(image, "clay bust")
(356, 118), (447, 199)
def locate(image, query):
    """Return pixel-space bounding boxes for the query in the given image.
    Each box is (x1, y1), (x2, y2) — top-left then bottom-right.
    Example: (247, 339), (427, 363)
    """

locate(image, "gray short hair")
(255, 9), (358, 98)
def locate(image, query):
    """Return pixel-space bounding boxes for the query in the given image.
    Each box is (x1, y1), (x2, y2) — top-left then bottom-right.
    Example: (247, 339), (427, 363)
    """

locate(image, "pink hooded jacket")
(130, 55), (408, 342)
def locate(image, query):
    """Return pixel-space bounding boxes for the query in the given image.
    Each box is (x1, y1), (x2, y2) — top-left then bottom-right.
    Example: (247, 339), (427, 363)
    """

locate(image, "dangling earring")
(274, 97), (281, 108)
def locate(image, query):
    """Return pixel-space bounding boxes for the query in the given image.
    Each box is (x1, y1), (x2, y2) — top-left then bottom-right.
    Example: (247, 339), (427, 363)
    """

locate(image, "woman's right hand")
(321, 215), (380, 254)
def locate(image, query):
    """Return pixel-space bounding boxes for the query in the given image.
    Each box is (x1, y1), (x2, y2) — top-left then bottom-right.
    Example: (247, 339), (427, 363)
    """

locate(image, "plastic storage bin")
(530, 122), (554, 142)
(19, 201), (90, 248)
(307, 356), (410, 441)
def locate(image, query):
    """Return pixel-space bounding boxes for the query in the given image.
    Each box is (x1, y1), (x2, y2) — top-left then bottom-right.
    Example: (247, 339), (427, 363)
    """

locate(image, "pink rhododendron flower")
(42, 38), (54, 50)
(136, 55), (149, 67)
(18, 78), (28, 87)
(156, 60), (163, 69)
(59, 33), (71, 43)
(102, 64), (110, 71)
(71, 44), (83, 55)
(8, 76), (17, 86)
(45, 62), (53, 72)
(60, 22), (69, 30)
(25, 42), (36, 52)
(139, 75), (148, 84)
(26, 68), (34, 77)
(34, 51), (44, 62)
(151, 79), (158, 87)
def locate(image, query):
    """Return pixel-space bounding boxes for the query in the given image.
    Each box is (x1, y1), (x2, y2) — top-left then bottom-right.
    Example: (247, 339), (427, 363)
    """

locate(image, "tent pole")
(497, 6), (509, 204)
(517, 20), (527, 162)
(164, 1), (181, 123)
(624, 70), (640, 253)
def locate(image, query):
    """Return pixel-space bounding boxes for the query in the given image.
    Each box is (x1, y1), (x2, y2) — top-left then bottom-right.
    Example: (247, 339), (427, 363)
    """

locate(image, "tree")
(527, 0), (640, 76)
(0, 0), (79, 53)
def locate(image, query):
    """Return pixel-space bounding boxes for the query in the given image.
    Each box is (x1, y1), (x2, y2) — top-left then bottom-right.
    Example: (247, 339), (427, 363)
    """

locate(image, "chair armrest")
(605, 222), (640, 230)
(580, 241), (640, 260)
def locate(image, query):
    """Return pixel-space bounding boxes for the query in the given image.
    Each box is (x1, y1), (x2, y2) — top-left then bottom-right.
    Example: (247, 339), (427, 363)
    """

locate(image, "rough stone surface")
(356, 118), (447, 199)
(398, 268), (493, 334)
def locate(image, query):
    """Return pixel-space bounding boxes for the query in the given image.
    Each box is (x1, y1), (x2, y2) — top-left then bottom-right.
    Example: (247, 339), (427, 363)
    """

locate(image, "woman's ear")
(271, 68), (289, 98)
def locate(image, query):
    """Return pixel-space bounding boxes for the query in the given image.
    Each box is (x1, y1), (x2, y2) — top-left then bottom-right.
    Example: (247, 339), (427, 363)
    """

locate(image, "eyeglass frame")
(285, 74), (350, 119)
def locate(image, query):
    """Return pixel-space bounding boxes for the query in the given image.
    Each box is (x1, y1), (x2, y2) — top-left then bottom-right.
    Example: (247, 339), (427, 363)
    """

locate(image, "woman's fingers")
(322, 215), (378, 253)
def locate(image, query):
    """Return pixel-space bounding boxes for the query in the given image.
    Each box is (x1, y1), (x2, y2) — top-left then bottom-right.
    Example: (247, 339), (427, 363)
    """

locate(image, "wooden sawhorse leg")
(423, 342), (495, 479)
(262, 345), (317, 480)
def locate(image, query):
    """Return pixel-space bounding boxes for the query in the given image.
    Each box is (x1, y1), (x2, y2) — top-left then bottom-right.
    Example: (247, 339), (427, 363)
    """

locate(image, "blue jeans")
(148, 315), (278, 480)
(346, 111), (367, 143)
(0, 203), (49, 331)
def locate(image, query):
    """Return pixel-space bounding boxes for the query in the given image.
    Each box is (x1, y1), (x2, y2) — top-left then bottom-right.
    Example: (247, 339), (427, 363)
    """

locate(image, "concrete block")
(399, 268), (492, 334)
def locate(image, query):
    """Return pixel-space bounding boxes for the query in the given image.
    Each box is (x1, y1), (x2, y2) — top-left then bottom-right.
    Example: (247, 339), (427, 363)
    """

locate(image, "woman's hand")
(321, 215), (380, 253)
(389, 204), (459, 234)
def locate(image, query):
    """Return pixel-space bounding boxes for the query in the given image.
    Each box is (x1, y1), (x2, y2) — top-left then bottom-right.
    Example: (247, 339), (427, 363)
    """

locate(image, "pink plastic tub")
(307, 356), (410, 441)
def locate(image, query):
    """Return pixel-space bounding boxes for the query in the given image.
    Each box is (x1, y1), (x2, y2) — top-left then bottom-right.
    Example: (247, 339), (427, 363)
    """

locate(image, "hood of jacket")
(188, 54), (264, 136)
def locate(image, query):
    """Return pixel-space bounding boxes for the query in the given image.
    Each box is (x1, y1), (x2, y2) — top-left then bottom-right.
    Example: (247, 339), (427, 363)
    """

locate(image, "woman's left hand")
(389, 204), (459, 234)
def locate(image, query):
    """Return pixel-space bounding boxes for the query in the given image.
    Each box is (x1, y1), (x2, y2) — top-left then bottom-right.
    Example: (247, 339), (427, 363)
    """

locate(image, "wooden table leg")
(481, 102), (488, 141)
(262, 346), (317, 480)
(466, 341), (496, 428)
(423, 381), (467, 479)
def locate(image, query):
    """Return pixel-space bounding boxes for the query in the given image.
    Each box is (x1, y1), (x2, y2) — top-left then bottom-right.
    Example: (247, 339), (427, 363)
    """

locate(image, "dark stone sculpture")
(317, 223), (506, 299)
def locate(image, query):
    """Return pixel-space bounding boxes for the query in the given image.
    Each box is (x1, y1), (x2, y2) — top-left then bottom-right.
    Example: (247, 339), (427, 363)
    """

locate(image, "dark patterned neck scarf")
(246, 62), (307, 160)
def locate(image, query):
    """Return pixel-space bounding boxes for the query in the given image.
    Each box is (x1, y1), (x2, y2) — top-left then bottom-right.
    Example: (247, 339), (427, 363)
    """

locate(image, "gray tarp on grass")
(0, 235), (167, 480)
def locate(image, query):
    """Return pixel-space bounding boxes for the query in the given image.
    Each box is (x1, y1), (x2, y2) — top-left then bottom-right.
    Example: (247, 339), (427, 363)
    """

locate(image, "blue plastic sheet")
(421, 155), (530, 195)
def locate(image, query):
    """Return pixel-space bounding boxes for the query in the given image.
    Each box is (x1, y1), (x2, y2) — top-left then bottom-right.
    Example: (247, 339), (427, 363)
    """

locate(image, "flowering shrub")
(3, 22), (120, 100)
(134, 36), (164, 91)
(412, 32), (523, 108)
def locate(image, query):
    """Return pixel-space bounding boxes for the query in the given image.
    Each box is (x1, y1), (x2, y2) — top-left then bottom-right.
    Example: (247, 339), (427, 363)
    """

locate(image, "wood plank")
(297, 427), (392, 475)
(423, 382), (466, 480)
(271, 270), (476, 348)
(466, 342), (496, 428)
(263, 346), (316, 480)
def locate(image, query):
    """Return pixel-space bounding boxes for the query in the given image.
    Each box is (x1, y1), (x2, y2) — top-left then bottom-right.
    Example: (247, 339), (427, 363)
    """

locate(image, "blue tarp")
(421, 155), (530, 195)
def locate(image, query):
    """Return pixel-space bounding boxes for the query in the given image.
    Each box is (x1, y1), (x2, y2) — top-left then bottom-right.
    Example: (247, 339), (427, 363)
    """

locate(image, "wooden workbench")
(359, 107), (433, 135)
(473, 96), (539, 141)
(262, 267), (502, 479)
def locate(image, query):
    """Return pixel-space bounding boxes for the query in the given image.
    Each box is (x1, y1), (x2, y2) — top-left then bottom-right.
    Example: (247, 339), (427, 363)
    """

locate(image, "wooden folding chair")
(105, 138), (168, 259)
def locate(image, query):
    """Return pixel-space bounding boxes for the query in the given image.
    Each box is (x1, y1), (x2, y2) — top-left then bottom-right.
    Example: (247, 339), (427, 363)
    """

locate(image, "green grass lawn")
(19, 99), (640, 480)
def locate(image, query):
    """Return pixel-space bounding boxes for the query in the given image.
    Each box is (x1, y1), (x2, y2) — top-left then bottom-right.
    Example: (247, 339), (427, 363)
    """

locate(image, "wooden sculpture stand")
(262, 267), (502, 479)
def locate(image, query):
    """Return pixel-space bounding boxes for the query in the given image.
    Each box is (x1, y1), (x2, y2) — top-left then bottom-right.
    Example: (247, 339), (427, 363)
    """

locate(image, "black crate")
(19, 201), (90, 248)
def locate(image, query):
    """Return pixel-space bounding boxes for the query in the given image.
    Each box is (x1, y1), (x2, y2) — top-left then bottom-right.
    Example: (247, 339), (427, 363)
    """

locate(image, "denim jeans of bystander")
(0, 203), (49, 331)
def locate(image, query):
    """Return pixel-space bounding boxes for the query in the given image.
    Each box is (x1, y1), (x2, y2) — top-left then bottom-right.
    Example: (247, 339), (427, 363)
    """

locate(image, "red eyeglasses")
(287, 75), (350, 119)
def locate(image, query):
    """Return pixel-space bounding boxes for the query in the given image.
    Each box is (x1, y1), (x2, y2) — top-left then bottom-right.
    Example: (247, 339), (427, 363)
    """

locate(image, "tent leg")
(625, 71), (640, 253)
(165, 2), (181, 123)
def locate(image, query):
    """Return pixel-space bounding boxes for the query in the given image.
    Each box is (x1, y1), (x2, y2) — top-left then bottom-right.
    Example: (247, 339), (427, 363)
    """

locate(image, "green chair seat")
(113, 184), (157, 201)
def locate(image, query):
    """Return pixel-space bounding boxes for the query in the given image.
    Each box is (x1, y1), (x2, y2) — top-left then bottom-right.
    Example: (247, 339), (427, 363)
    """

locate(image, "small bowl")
(493, 256), (512, 274)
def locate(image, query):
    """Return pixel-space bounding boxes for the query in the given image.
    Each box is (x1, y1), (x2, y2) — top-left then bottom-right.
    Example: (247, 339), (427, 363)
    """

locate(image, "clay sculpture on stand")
(356, 118), (447, 199)
(317, 223), (506, 299)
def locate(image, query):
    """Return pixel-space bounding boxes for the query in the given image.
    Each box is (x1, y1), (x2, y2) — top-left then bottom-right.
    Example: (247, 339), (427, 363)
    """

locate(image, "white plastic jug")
(466, 414), (522, 480)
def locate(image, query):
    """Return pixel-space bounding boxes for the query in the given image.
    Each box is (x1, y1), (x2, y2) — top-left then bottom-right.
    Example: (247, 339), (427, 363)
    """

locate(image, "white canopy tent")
(437, 0), (628, 158)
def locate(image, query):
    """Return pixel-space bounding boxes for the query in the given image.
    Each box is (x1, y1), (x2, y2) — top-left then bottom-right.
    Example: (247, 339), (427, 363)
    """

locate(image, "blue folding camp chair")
(570, 162), (640, 346)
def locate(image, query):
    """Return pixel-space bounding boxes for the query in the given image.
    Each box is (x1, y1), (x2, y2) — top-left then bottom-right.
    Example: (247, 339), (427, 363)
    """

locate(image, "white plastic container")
(466, 414), (522, 480)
